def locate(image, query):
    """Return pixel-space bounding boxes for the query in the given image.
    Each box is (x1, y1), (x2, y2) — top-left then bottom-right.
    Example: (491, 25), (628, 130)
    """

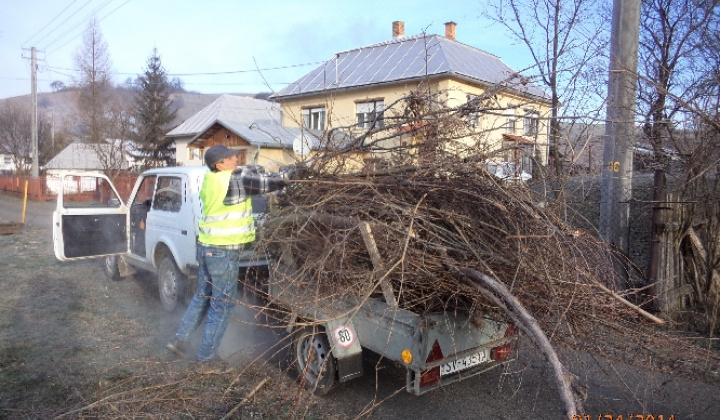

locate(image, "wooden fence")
(655, 195), (720, 320)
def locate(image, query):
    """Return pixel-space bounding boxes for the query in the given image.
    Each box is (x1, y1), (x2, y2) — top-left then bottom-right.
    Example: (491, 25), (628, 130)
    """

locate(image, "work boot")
(165, 338), (187, 357)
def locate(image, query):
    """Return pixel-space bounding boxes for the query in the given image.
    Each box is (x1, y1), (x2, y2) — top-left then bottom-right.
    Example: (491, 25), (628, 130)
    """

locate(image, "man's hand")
(282, 163), (309, 180)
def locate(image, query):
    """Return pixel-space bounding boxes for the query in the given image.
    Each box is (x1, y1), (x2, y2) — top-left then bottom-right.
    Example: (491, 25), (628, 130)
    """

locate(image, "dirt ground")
(2, 192), (720, 419)
(0, 196), (331, 419)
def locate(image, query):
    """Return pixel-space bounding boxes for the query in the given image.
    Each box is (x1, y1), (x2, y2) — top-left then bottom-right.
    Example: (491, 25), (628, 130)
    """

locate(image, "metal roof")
(166, 95), (282, 138)
(45, 142), (132, 170)
(166, 94), (302, 149)
(273, 34), (549, 101)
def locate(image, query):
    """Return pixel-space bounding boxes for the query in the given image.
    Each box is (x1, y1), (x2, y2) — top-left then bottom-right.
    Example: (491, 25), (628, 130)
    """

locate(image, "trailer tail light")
(419, 340), (443, 388)
(491, 344), (513, 362)
(491, 324), (517, 362)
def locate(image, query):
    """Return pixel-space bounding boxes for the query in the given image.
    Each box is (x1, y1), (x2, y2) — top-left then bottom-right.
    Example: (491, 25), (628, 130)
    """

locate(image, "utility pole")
(600, 0), (641, 286)
(22, 47), (41, 178)
(31, 47), (39, 178)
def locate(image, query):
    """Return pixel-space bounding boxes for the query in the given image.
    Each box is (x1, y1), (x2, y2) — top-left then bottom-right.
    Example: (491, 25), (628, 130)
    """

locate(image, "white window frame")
(356, 100), (384, 129)
(187, 147), (204, 161)
(523, 110), (539, 136)
(302, 107), (326, 130)
(505, 114), (516, 134)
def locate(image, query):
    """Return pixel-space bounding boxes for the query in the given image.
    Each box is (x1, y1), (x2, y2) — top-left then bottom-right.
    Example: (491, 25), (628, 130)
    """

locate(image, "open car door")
(52, 172), (129, 261)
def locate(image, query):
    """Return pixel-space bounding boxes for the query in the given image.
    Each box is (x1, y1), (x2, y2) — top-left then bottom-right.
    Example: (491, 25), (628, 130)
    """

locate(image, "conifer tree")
(132, 48), (177, 167)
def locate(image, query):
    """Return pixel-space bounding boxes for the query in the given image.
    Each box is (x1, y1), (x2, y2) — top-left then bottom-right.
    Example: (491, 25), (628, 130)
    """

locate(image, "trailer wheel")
(158, 255), (186, 312)
(292, 326), (337, 395)
(103, 256), (121, 281)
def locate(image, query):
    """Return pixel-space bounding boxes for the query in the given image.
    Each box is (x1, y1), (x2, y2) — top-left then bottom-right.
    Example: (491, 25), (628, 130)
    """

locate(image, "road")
(3, 192), (720, 419)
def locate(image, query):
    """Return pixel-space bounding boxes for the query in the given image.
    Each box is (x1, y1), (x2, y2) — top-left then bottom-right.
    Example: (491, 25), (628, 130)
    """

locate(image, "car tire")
(158, 255), (186, 313)
(103, 256), (122, 281)
(292, 326), (337, 396)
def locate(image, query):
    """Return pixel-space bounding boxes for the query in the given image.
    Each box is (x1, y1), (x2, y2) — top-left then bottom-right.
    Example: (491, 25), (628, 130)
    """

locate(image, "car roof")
(140, 166), (209, 176)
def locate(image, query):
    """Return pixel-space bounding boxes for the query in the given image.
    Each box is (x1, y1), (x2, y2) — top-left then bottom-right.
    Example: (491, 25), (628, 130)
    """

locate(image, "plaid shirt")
(223, 167), (285, 206)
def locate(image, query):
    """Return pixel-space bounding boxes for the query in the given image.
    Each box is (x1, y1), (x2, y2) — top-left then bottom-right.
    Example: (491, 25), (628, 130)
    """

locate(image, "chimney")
(444, 21), (457, 41)
(392, 21), (405, 38)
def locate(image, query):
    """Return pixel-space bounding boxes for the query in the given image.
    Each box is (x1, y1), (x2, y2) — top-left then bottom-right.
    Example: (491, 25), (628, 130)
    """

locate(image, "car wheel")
(103, 256), (121, 281)
(158, 255), (186, 312)
(292, 326), (337, 395)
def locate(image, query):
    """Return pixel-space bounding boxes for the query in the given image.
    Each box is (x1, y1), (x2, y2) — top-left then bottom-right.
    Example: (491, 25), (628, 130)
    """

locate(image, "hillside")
(0, 88), (265, 134)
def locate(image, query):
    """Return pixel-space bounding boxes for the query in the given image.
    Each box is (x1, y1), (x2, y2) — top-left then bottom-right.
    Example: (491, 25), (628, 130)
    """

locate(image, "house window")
(302, 107), (325, 130)
(505, 114), (516, 134)
(523, 110), (539, 136)
(3, 155), (11, 165)
(356, 100), (384, 129)
(188, 148), (203, 161)
(466, 94), (480, 128)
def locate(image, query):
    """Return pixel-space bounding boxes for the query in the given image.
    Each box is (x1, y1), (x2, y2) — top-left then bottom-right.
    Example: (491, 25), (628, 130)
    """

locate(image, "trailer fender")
(324, 318), (363, 383)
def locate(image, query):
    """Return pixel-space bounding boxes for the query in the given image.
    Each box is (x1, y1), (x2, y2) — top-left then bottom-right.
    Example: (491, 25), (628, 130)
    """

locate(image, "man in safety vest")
(166, 144), (288, 369)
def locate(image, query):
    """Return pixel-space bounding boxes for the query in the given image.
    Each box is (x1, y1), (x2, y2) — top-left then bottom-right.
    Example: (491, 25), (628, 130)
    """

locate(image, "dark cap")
(204, 145), (237, 168)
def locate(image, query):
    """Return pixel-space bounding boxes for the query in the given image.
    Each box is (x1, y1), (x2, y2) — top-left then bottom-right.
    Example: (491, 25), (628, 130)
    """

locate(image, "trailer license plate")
(440, 350), (490, 376)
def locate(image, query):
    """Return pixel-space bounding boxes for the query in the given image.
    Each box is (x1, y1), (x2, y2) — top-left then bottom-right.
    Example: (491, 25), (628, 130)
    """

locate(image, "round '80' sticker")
(333, 325), (355, 348)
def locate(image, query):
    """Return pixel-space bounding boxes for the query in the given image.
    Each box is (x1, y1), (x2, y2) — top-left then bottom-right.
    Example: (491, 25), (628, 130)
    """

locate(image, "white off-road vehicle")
(52, 166), (269, 312)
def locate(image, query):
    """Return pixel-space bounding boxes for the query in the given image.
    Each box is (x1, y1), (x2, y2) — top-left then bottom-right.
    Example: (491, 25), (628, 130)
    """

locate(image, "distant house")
(0, 153), (14, 173)
(271, 21), (551, 176)
(45, 142), (135, 175)
(167, 95), (301, 172)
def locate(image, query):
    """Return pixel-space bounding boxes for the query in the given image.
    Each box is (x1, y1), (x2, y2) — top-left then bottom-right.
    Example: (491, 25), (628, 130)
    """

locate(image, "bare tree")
(74, 20), (129, 178)
(0, 102), (68, 174)
(0, 102), (32, 174)
(638, 0), (719, 166)
(484, 0), (609, 180)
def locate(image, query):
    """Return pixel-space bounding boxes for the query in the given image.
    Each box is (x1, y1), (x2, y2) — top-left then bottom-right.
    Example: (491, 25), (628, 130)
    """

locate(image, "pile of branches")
(258, 155), (720, 388)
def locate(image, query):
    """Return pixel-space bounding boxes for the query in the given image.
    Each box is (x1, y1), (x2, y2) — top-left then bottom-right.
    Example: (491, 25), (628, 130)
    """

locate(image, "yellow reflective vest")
(198, 170), (255, 246)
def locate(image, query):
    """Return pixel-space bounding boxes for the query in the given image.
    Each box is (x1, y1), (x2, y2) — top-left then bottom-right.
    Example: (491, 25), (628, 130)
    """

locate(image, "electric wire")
(45, 0), (131, 55)
(42, 0), (118, 53)
(25, 0), (93, 49)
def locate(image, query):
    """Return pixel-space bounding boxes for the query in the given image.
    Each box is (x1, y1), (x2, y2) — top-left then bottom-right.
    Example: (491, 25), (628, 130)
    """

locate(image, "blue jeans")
(175, 244), (240, 362)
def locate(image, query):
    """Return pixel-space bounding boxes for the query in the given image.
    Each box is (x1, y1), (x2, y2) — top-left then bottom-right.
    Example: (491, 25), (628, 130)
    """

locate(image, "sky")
(0, 0), (535, 100)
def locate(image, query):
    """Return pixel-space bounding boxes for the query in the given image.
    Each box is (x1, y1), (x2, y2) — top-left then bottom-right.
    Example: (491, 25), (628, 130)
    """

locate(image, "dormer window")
(356, 99), (384, 129)
(302, 106), (325, 130)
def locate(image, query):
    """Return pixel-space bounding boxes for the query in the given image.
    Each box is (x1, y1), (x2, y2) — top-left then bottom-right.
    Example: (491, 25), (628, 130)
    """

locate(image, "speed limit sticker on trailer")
(333, 325), (355, 348)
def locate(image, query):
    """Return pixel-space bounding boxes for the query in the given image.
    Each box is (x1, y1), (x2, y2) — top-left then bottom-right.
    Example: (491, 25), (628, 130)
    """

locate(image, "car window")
(153, 176), (183, 213)
(132, 175), (157, 206)
(58, 174), (122, 208)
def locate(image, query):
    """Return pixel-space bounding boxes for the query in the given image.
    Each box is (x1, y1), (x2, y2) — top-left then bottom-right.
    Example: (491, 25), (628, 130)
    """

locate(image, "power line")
(24, 0), (92, 45)
(167, 61), (324, 77)
(22, 0), (83, 47)
(42, 0), (119, 53)
(43, 60), (322, 78)
(45, 0), (131, 54)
